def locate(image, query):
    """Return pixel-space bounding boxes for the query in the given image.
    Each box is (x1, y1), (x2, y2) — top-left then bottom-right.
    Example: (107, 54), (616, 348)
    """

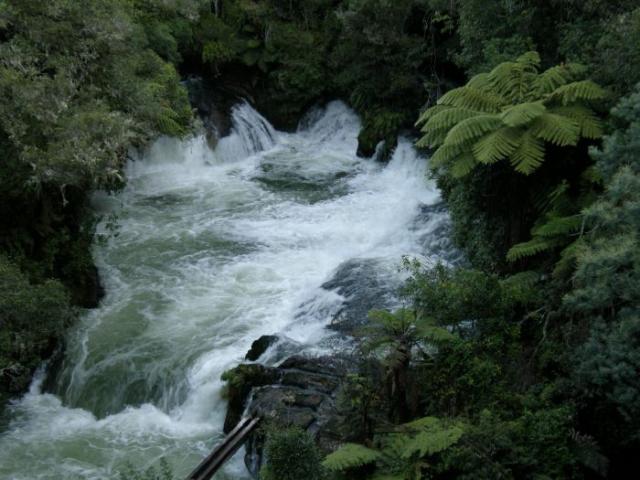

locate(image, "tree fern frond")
(549, 80), (607, 105)
(401, 426), (464, 459)
(530, 113), (580, 146)
(532, 214), (582, 237)
(501, 102), (546, 127)
(443, 114), (501, 146)
(424, 107), (481, 133)
(438, 87), (505, 113)
(488, 52), (539, 103)
(415, 104), (448, 127)
(430, 142), (469, 168)
(322, 443), (381, 471)
(551, 105), (603, 139)
(472, 127), (520, 164)
(510, 131), (545, 174)
(552, 238), (583, 279)
(450, 152), (477, 177)
(507, 236), (564, 262)
(467, 72), (490, 89)
(515, 51), (542, 69)
(416, 126), (449, 148)
(533, 64), (574, 96)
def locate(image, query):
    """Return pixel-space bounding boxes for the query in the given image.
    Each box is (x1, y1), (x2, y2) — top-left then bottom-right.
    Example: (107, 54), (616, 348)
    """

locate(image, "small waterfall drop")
(214, 102), (277, 163)
(0, 101), (456, 480)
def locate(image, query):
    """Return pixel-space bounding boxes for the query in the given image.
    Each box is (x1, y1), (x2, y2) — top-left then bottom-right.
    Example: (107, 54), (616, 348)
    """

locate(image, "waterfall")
(0, 101), (456, 480)
(214, 102), (277, 163)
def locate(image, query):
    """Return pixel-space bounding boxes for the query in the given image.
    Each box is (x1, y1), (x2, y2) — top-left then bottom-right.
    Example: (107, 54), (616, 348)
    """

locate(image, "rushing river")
(0, 101), (454, 479)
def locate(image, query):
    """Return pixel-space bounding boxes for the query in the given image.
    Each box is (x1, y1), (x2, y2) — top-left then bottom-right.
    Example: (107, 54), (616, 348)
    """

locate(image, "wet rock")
(1, 363), (31, 393)
(183, 77), (232, 149)
(245, 335), (279, 361)
(322, 259), (397, 335)
(221, 364), (280, 433)
(221, 354), (354, 478)
(73, 265), (105, 309)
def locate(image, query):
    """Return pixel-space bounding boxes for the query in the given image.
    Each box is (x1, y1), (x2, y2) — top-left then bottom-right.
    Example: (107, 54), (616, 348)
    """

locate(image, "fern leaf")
(507, 236), (564, 262)
(438, 86), (505, 113)
(516, 51), (542, 69)
(533, 65), (573, 95)
(450, 152), (477, 177)
(510, 131), (545, 174)
(416, 126), (448, 148)
(549, 80), (607, 105)
(531, 214), (582, 237)
(415, 104), (448, 127)
(552, 239), (583, 279)
(323, 443), (381, 471)
(551, 105), (603, 139)
(401, 426), (464, 459)
(402, 417), (441, 431)
(416, 324), (457, 342)
(466, 72), (490, 89)
(501, 102), (546, 127)
(424, 107), (481, 133)
(430, 142), (468, 168)
(472, 127), (520, 164)
(530, 113), (580, 146)
(488, 52), (539, 103)
(443, 114), (501, 146)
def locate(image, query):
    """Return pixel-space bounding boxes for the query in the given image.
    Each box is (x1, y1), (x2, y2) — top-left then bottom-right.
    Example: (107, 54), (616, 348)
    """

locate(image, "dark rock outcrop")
(222, 354), (354, 477)
(245, 335), (279, 361)
(72, 265), (105, 308)
(183, 77), (233, 149)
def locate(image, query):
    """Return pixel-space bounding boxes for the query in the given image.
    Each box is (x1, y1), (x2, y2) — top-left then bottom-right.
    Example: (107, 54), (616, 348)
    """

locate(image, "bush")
(0, 256), (74, 395)
(260, 427), (324, 480)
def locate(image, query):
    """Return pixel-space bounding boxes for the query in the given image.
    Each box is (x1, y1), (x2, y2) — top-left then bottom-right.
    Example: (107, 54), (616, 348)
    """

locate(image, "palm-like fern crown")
(416, 52), (606, 176)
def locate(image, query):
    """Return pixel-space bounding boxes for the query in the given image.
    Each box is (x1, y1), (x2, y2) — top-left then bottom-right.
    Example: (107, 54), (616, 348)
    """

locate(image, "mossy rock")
(221, 364), (280, 433)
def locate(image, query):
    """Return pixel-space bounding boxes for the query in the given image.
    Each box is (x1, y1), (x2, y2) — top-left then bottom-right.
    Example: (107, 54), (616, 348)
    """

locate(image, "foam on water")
(0, 100), (452, 479)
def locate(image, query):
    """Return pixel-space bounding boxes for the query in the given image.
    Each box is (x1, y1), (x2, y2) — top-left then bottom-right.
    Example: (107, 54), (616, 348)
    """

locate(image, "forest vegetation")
(1, 0), (639, 478)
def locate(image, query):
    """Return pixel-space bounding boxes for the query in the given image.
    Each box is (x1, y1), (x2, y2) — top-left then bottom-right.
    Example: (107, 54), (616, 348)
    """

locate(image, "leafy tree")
(564, 86), (640, 459)
(416, 51), (605, 176)
(0, 256), (74, 398)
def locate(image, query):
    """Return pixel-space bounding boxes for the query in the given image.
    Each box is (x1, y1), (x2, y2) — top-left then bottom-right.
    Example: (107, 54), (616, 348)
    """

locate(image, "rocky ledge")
(222, 338), (353, 477)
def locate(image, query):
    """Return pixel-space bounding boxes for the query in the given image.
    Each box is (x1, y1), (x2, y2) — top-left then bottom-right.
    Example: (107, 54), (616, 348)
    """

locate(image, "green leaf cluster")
(417, 52), (605, 176)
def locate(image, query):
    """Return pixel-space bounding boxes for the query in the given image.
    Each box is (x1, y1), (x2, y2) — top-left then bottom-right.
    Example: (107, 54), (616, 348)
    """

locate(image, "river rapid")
(0, 101), (454, 479)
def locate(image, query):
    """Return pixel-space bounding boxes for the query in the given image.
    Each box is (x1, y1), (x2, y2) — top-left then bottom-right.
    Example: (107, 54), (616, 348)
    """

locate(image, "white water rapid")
(0, 101), (455, 479)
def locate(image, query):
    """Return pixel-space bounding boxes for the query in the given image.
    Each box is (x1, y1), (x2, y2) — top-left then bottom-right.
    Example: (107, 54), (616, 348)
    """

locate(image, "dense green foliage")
(0, 256), (73, 401)
(260, 427), (324, 480)
(0, 0), (192, 400)
(1, 0), (639, 478)
(322, 1), (640, 475)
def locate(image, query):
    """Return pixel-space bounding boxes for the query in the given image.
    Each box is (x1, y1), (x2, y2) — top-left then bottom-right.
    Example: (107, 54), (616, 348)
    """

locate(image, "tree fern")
(322, 443), (381, 471)
(529, 113), (580, 147)
(417, 51), (605, 176)
(510, 131), (545, 174)
(472, 127), (520, 164)
(501, 102), (546, 127)
(506, 236), (564, 262)
(444, 115), (502, 146)
(324, 417), (465, 478)
(401, 426), (464, 458)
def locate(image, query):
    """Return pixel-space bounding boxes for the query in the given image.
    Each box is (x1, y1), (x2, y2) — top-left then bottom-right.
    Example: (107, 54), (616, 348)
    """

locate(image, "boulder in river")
(221, 354), (354, 477)
(245, 335), (279, 361)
